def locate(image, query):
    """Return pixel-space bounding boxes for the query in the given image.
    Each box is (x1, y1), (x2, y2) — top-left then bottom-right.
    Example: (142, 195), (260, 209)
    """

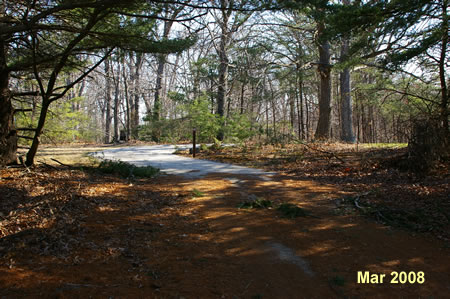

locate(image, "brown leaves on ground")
(1, 145), (449, 298)
(0, 166), (196, 297)
(186, 143), (450, 241)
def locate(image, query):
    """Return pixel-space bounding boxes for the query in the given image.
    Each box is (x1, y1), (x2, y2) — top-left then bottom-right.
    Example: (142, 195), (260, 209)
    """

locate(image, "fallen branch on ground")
(51, 158), (71, 168)
(354, 192), (371, 210)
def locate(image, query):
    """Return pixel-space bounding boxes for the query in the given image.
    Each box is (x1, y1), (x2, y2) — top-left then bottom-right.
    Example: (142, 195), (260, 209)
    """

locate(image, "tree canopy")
(1, 0), (448, 166)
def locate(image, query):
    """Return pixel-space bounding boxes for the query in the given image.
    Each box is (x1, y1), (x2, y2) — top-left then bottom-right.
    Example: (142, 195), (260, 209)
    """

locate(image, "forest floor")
(0, 143), (449, 298)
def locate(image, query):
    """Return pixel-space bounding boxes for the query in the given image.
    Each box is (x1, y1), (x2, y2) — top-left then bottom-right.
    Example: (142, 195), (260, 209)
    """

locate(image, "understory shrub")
(97, 160), (159, 178)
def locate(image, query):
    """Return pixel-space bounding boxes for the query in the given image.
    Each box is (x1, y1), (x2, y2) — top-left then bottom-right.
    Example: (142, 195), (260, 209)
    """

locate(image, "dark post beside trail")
(192, 128), (196, 158)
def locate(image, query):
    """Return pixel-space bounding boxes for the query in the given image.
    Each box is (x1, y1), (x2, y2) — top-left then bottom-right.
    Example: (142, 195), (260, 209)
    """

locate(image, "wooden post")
(193, 128), (196, 158)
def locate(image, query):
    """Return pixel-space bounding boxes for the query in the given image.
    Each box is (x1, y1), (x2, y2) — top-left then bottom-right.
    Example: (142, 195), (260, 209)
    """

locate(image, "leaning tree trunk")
(0, 40), (17, 166)
(314, 22), (332, 140)
(25, 100), (50, 166)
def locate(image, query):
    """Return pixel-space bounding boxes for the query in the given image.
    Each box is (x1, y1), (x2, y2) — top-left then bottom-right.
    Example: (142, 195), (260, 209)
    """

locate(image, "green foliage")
(192, 189), (205, 198)
(15, 96), (100, 144)
(139, 95), (223, 143)
(190, 55), (219, 79)
(42, 97), (90, 143)
(97, 160), (159, 178)
(224, 113), (255, 143)
(327, 0), (446, 70)
(187, 96), (222, 142)
(277, 203), (309, 218)
(208, 137), (222, 151)
(168, 91), (187, 103)
(238, 198), (273, 209)
(139, 118), (188, 143)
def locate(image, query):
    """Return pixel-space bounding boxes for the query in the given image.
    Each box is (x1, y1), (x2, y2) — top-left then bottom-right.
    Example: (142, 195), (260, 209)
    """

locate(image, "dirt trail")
(172, 173), (450, 298)
(1, 167), (449, 298)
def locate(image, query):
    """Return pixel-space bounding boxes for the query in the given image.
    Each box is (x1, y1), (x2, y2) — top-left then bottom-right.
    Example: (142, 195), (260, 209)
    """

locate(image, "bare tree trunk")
(0, 4), (18, 166)
(361, 103), (367, 143)
(211, 0), (253, 140)
(122, 59), (131, 141)
(296, 80), (305, 140)
(131, 52), (143, 139)
(217, 26), (229, 140)
(215, 0), (239, 140)
(0, 39), (17, 166)
(289, 92), (295, 135)
(356, 101), (361, 143)
(152, 8), (179, 141)
(439, 0), (449, 134)
(153, 53), (166, 123)
(25, 100), (50, 166)
(240, 81), (246, 114)
(265, 100), (269, 140)
(113, 63), (120, 143)
(339, 0), (355, 143)
(300, 81), (305, 140)
(104, 59), (112, 143)
(296, 89), (302, 140)
(314, 22), (332, 140)
(143, 94), (152, 117)
(369, 105), (375, 143)
(272, 98), (277, 140)
(305, 93), (310, 141)
(339, 62), (355, 142)
(151, 53), (165, 142)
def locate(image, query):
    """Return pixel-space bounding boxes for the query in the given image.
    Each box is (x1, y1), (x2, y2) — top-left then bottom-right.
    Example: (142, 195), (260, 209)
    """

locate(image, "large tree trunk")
(215, 0), (233, 141)
(339, 0), (355, 143)
(339, 41), (355, 142)
(122, 58), (131, 141)
(0, 40), (17, 166)
(217, 42), (228, 120)
(113, 69), (120, 143)
(153, 53), (166, 123)
(314, 22), (332, 140)
(104, 59), (112, 143)
(289, 92), (295, 134)
(152, 12), (177, 142)
(439, 0), (449, 135)
(216, 30), (229, 141)
(151, 53), (166, 142)
(131, 52), (143, 139)
(296, 77), (305, 140)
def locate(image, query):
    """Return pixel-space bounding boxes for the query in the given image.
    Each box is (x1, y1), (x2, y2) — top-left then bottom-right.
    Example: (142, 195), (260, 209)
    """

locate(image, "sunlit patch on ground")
(1, 145), (449, 297)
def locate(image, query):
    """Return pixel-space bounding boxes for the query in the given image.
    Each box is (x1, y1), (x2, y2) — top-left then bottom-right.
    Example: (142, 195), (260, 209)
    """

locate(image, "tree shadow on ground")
(0, 168), (449, 298)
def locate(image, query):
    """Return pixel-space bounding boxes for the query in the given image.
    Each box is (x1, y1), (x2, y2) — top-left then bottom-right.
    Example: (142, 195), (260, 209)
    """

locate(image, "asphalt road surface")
(91, 144), (276, 179)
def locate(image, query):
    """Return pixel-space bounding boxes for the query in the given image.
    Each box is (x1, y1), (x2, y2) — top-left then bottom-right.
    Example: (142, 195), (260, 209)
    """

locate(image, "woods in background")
(1, 0), (448, 167)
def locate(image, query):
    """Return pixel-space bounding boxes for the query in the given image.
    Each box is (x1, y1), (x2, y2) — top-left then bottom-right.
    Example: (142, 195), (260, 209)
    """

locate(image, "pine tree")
(0, 0), (195, 166)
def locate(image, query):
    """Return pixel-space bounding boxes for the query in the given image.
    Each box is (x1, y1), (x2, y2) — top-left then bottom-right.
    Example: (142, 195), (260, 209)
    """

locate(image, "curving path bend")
(90, 144), (276, 179)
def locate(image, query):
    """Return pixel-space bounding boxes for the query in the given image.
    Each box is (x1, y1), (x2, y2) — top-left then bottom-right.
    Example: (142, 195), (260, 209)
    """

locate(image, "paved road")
(91, 144), (276, 179)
